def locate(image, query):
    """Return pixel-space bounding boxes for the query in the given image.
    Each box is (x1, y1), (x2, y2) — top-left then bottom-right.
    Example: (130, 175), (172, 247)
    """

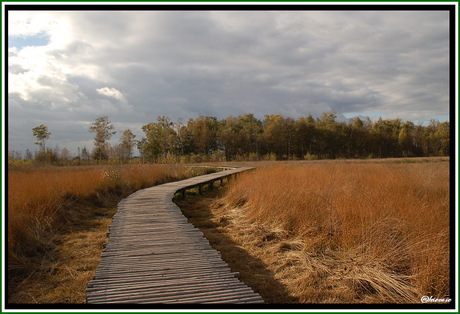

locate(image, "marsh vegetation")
(7, 164), (206, 303)
(176, 159), (450, 303)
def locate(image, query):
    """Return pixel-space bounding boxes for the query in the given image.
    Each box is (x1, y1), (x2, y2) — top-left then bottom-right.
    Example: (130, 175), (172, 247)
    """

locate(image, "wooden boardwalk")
(86, 167), (264, 304)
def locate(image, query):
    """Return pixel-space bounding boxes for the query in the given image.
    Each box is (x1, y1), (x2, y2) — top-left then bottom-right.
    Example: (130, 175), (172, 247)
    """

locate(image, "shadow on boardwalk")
(175, 189), (299, 304)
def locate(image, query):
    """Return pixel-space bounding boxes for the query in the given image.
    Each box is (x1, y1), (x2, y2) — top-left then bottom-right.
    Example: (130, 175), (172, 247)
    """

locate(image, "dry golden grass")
(179, 160), (450, 304)
(7, 163), (196, 303)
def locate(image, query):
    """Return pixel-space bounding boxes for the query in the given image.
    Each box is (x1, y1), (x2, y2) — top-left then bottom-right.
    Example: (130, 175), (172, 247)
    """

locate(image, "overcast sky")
(7, 7), (451, 156)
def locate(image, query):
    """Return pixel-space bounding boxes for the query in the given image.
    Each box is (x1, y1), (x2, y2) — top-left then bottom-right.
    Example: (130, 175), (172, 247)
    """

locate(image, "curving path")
(86, 167), (264, 304)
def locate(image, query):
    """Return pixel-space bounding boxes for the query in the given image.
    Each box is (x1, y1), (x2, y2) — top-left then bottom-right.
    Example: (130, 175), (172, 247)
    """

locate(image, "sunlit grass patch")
(207, 161), (450, 303)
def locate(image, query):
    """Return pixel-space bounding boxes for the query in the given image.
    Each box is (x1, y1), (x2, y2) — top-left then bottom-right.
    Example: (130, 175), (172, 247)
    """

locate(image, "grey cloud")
(7, 9), (450, 154)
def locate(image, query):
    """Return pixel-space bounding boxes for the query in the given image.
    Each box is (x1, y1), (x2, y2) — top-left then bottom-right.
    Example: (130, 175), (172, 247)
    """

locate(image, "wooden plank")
(88, 287), (260, 304)
(88, 288), (262, 304)
(91, 288), (263, 304)
(89, 270), (241, 287)
(87, 279), (249, 296)
(94, 264), (235, 277)
(90, 272), (241, 288)
(90, 274), (241, 288)
(95, 259), (229, 270)
(99, 251), (223, 261)
(91, 271), (234, 282)
(100, 247), (220, 257)
(94, 262), (230, 273)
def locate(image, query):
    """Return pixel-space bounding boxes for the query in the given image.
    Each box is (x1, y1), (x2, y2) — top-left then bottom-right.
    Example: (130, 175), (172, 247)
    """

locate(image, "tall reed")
(222, 162), (450, 302)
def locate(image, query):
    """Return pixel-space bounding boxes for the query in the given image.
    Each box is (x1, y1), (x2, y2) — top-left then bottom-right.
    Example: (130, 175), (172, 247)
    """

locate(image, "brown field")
(7, 163), (200, 303)
(177, 159), (451, 303)
(8, 158), (451, 304)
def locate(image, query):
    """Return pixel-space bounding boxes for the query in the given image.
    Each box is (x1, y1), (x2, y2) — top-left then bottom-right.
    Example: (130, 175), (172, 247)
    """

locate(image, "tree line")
(137, 112), (450, 162)
(10, 111), (450, 165)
